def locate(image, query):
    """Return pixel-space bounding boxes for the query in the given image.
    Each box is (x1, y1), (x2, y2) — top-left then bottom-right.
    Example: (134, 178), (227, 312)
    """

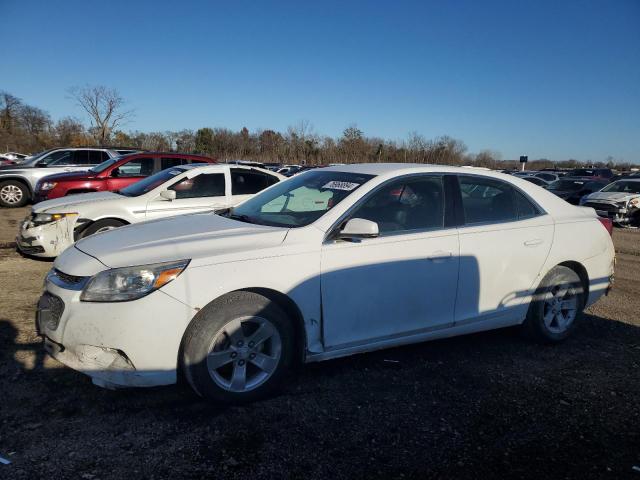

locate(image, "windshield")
(227, 170), (375, 228)
(570, 169), (598, 177)
(119, 168), (185, 197)
(90, 158), (117, 173)
(601, 181), (640, 194)
(547, 179), (588, 191)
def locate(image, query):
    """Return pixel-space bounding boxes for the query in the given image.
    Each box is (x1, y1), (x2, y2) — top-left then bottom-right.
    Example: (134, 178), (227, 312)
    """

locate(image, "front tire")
(181, 291), (294, 403)
(0, 180), (29, 208)
(522, 266), (585, 342)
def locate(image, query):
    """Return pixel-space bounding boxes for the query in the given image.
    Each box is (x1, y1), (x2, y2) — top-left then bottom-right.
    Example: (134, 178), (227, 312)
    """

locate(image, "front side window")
(119, 168), (185, 197)
(169, 173), (225, 199)
(231, 170), (278, 195)
(116, 157), (155, 177)
(228, 170), (374, 228)
(459, 176), (517, 224)
(349, 176), (445, 235)
(43, 150), (72, 166)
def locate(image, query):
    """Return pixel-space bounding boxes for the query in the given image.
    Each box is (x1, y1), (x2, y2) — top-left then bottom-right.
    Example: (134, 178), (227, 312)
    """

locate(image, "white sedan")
(18, 164), (284, 258)
(37, 164), (615, 403)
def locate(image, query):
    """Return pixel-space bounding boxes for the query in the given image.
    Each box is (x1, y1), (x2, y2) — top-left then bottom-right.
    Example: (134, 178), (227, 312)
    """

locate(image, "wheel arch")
(236, 287), (307, 365)
(74, 216), (130, 240)
(178, 287), (308, 370)
(557, 260), (589, 306)
(0, 176), (33, 196)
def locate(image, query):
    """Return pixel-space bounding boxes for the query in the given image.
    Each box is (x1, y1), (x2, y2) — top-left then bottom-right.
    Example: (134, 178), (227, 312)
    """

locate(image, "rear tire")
(80, 219), (126, 238)
(522, 266), (585, 343)
(181, 291), (294, 404)
(0, 180), (29, 208)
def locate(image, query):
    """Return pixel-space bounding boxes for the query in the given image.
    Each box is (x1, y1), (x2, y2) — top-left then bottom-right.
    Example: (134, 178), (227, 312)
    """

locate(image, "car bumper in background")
(17, 217), (76, 258)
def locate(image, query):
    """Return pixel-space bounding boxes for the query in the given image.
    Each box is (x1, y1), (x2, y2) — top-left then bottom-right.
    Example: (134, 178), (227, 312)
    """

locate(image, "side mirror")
(338, 218), (379, 240)
(111, 168), (120, 177)
(36, 161), (47, 168)
(160, 190), (176, 201)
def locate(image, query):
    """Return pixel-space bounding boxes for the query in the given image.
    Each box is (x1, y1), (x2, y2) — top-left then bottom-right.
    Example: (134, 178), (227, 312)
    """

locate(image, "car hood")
(584, 191), (639, 203)
(34, 191), (122, 212)
(0, 164), (34, 173)
(39, 170), (99, 182)
(72, 213), (289, 269)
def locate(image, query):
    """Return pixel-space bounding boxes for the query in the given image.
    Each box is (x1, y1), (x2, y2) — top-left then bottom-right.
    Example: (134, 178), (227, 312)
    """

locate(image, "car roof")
(321, 163), (521, 179)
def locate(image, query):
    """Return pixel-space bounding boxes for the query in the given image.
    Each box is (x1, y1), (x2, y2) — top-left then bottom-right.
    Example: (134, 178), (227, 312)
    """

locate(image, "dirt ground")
(0, 206), (638, 479)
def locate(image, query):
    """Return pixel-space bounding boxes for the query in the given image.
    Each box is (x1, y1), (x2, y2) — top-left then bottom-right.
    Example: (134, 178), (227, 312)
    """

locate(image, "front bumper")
(37, 270), (197, 388)
(583, 201), (637, 225)
(17, 217), (76, 258)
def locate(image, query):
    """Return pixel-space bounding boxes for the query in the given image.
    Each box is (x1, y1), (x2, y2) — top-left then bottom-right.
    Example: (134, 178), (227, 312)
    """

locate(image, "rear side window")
(169, 173), (225, 198)
(116, 157), (155, 177)
(459, 176), (517, 224)
(89, 151), (109, 164)
(514, 190), (540, 220)
(70, 150), (90, 165)
(161, 157), (186, 169)
(231, 170), (278, 195)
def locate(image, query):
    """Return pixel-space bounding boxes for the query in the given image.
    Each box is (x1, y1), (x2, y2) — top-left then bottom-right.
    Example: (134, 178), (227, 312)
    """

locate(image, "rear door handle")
(524, 239), (543, 247)
(428, 250), (453, 261)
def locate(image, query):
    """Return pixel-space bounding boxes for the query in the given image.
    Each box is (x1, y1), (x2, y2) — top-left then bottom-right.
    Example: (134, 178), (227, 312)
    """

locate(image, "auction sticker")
(322, 181), (360, 191)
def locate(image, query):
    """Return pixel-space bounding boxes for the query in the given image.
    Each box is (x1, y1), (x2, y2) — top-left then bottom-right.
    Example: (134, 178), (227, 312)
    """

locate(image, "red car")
(34, 152), (216, 201)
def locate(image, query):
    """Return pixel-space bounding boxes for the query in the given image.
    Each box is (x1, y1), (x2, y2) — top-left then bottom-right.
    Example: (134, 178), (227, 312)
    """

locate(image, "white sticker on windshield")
(322, 181), (360, 191)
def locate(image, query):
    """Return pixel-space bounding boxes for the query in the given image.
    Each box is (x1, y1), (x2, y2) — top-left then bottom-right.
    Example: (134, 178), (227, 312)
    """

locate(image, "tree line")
(0, 87), (633, 170)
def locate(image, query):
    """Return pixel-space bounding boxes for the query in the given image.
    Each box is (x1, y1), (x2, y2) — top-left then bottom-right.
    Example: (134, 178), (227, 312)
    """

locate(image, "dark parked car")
(546, 177), (609, 205)
(34, 153), (216, 201)
(568, 168), (614, 180)
(523, 176), (548, 187)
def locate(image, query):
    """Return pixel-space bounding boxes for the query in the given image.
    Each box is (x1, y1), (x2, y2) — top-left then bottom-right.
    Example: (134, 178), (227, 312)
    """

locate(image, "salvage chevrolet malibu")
(37, 164), (615, 403)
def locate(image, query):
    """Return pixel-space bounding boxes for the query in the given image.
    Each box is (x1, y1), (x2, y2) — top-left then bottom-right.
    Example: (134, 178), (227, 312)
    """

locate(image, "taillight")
(598, 217), (613, 236)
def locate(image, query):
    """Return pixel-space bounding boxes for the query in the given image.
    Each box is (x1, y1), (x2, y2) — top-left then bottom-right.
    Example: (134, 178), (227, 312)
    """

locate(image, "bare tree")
(68, 85), (133, 145)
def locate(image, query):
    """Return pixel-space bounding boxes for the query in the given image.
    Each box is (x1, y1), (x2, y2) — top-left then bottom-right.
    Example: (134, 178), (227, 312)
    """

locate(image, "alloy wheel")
(542, 284), (578, 334)
(206, 316), (282, 393)
(0, 185), (23, 205)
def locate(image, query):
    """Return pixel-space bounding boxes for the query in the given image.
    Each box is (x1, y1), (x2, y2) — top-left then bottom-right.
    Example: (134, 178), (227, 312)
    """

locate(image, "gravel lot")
(0, 206), (638, 479)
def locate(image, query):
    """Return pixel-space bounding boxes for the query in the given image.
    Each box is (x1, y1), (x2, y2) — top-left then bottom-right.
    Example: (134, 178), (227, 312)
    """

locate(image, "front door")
(320, 175), (460, 348)
(145, 171), (229, 220)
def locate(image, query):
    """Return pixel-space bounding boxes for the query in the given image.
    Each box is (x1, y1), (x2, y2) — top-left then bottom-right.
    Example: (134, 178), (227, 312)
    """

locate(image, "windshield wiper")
(228, 213), (256, 224)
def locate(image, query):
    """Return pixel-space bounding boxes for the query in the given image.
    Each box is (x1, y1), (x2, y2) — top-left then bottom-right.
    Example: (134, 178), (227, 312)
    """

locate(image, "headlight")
(40, 181), (57, 191)
(80, 259), (190, 302)
(31, 212), (78, 226)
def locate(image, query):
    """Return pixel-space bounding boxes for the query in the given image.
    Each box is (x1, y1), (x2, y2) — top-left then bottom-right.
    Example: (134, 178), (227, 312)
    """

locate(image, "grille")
(54, 269), (85, 285)
(583, 202), (619, 213)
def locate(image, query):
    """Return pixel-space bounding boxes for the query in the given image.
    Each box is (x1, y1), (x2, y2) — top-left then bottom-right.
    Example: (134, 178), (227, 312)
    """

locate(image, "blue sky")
(1, 0), (638, 162)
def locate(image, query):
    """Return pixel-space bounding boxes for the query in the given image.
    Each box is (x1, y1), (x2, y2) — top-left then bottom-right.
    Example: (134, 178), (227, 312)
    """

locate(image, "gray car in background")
(0, 147), (138, 207)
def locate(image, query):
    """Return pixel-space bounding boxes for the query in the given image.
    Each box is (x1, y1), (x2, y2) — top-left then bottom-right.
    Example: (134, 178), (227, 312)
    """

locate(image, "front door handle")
(524, 239), (543, 247)
(428, 250), (453, 261)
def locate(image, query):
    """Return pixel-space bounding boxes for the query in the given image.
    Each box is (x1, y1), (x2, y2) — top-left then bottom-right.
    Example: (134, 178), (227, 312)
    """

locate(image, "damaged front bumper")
(17, 216), (78, 258)
(36, 268), (197, 388)
(582, 200), (639, 226)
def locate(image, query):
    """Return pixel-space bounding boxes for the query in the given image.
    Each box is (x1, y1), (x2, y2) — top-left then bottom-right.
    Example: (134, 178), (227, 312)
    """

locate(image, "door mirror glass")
(111, 167), (120, 177)
(160, 190), (177, 201)
(339, 218), (379, 240)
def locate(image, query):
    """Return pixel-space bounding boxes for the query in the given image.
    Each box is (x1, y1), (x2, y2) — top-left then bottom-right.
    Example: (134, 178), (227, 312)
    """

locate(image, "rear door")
(106, 156), (156, 191)
(145, 170), (229, 220)
(230, 168), (280, 205)
(454, 175), (554, 326)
